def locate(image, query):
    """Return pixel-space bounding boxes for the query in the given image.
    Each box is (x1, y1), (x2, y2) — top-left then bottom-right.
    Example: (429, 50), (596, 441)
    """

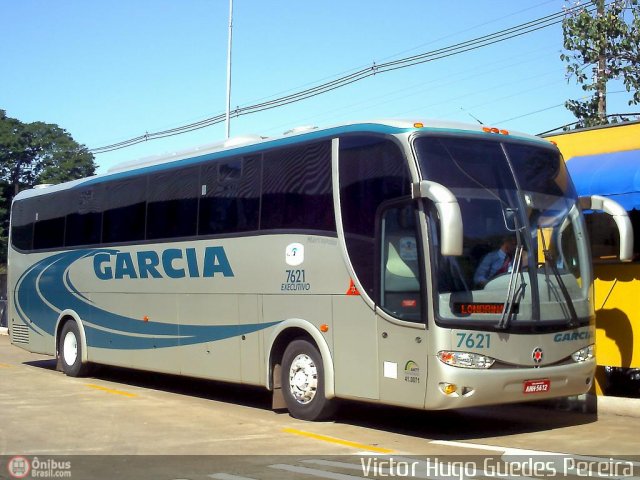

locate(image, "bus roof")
(13, 119), (550, 202)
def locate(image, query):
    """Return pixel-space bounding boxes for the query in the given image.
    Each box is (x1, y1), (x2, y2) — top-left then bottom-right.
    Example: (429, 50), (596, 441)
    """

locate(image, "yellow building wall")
(546, 121), (640, 160)
(593, 263), (640, 368)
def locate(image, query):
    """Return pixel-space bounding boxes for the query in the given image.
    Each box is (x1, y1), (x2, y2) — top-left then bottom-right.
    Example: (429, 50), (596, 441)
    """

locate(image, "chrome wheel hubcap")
(288, 353), (318, 404)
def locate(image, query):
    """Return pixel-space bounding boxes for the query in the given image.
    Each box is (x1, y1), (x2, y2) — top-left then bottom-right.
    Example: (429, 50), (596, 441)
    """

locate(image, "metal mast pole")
(225, 0), (233, 139)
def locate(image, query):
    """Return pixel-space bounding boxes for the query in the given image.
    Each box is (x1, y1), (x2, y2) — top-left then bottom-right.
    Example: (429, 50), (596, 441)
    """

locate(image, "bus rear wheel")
(281, 339), (336, 421)
(59, 321), (90, 377)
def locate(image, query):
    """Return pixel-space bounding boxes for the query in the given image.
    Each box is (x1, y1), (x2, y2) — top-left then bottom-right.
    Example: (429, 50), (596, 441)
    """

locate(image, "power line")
(270, 44), (560, 132)
(494, 91), (632, 128)
(90, 3), (601, 154)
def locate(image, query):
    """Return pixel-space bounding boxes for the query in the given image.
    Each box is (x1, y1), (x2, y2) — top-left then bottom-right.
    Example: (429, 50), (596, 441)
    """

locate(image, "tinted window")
(380, 204), (423, 322)
(417, 137), (569, 198)
(261, 142), (335, 232)
(219, 158), (242, 181)
(505, 143), (570, 197)
(418, 137), (515, 191)
(147, 167), (198, 239)
(199, 156), (261, 235)
(34, 218), (65, 249)
(102, 177), (147, 243)
(11, 141), (339, 250)
(339, 136), (411, 298)
(10, 199), (34, 251)
(33, 194), (68, 250)
(66, 188), (103, 246)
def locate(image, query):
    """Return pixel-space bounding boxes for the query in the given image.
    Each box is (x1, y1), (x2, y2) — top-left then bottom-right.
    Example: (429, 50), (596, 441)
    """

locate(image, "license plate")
(523, 379), (550, 394)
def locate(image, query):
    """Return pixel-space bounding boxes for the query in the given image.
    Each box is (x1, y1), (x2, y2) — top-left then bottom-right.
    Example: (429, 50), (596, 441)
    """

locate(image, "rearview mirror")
(502, 207), (520, 232)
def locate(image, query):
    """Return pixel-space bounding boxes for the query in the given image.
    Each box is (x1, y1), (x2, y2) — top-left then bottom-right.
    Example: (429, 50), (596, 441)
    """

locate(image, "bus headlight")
(437, 351), (495, 369)
(571, 344), (595, 363)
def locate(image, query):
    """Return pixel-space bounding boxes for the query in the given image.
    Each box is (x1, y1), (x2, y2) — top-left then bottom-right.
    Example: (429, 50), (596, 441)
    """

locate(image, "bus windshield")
(415, 135), (593, 330)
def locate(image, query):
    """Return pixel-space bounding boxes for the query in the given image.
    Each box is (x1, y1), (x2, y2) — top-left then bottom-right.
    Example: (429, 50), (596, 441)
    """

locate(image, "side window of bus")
(102, 177), (147, 244)
(339, 135), (411, 300)
(199, 156), (260, 236)
(261, 142), (335, 232)
(147, 167), (198, 240)
(11, 199), (35, 251)
(66, 188), (103, 246)
(33, 194), (67, 250)
(379, 204), (423, 322)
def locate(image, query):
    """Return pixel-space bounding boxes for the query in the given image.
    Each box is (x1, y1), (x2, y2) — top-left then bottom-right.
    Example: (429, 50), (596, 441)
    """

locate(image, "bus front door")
(376, 204), (428, 408)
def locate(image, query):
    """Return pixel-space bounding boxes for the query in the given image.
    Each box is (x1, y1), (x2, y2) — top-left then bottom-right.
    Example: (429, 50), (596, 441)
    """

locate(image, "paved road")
(1, 335), (639, 479)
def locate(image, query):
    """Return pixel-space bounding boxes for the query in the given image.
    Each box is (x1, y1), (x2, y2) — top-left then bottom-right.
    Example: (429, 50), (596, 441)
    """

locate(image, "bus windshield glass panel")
(415, 135), (592, 329)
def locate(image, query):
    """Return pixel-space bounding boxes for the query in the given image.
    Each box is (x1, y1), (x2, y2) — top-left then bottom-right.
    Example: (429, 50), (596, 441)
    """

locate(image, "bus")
(7, 120), (633, 421)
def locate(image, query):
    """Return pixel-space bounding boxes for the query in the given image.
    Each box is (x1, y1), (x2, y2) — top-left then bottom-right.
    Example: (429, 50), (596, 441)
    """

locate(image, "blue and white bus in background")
(8, 120), (632, 420)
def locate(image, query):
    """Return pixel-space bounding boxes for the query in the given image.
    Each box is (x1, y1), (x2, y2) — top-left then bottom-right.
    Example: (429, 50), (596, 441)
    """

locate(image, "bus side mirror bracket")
(579, 195), (633, 262)
(412, 181), (463, 256)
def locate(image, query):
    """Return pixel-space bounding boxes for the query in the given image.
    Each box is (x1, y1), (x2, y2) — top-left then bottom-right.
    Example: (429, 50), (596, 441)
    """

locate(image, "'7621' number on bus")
(456, 332), (491, 349)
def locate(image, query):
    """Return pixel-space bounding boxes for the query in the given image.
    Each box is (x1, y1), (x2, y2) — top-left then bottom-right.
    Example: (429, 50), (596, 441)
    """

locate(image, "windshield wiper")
(542, 247), (579, 328)
(497, 205), (528, 330)
(497, 244), (526, 330)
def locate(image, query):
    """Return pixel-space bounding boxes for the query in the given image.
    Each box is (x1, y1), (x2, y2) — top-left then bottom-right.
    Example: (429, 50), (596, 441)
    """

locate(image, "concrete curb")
(594, 394), (640, 418)
(545, 394), (640, 418)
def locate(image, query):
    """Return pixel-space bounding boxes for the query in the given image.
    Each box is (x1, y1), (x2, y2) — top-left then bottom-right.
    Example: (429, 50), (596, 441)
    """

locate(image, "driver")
(473, 236), (516, 287)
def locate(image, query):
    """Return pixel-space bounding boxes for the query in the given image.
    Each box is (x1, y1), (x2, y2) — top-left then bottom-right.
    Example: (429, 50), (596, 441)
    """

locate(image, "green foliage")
(0, 109), (96, 263)
(561, 0), (640, 128)
(564, 96), (603, 129)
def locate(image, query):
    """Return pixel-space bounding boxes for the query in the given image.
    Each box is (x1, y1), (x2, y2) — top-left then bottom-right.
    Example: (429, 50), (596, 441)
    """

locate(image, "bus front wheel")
(59, 321), (90, 377)
(281, 339), (336, 421)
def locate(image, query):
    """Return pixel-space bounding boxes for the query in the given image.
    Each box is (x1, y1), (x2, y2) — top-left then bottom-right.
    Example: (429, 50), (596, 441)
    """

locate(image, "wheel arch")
(266, 319), (335, 399)
(55, 310), (89, 364)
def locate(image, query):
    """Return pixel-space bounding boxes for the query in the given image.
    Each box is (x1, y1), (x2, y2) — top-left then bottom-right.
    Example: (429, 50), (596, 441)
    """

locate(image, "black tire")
(281, 339), (337, 421)
(59, 321), (90, 377)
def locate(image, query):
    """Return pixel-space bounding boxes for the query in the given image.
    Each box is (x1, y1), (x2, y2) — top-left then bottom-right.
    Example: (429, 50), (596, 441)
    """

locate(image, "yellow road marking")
(85, 383), (137, 398)
(282, 427), (394, 454)
(0, 363), (12, 368)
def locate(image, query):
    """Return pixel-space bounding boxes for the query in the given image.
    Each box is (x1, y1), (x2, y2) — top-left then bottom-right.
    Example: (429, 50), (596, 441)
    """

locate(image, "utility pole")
(225, 0), (233, 139)
(596, 0), (607, 122)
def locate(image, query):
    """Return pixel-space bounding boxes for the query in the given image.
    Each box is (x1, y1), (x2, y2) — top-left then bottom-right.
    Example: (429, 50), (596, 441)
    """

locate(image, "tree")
(561, 0), (640, 128)
(0, 110), (96, 263)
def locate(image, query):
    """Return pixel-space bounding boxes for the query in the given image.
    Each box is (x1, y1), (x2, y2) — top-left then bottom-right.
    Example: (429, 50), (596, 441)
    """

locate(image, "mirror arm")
(412, 181), (463, 256)
(579, 195), (633, 262)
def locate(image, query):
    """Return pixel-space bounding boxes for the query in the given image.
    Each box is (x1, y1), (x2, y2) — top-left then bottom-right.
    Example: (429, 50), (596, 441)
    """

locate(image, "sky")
(2, 1), (638, 173)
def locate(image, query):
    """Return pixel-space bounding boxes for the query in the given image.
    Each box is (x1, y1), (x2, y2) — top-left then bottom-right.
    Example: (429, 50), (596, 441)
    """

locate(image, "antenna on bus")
(460, 107), (484, 125)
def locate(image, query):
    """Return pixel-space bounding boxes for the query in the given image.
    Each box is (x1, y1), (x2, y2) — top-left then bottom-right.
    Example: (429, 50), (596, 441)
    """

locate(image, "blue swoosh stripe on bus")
(15, 250), (103, 336)
(83, 322), (276, 350)
(15, 249), (280, 349)
(65, 268), (92, 303)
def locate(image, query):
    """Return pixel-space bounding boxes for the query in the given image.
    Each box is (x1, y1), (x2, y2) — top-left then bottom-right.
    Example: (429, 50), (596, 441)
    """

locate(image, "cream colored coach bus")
(8, 120), (631, 420)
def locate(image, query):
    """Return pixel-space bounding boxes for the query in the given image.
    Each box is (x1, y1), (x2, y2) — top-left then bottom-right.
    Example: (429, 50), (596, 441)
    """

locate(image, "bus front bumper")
(424, 358), (596, 410)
